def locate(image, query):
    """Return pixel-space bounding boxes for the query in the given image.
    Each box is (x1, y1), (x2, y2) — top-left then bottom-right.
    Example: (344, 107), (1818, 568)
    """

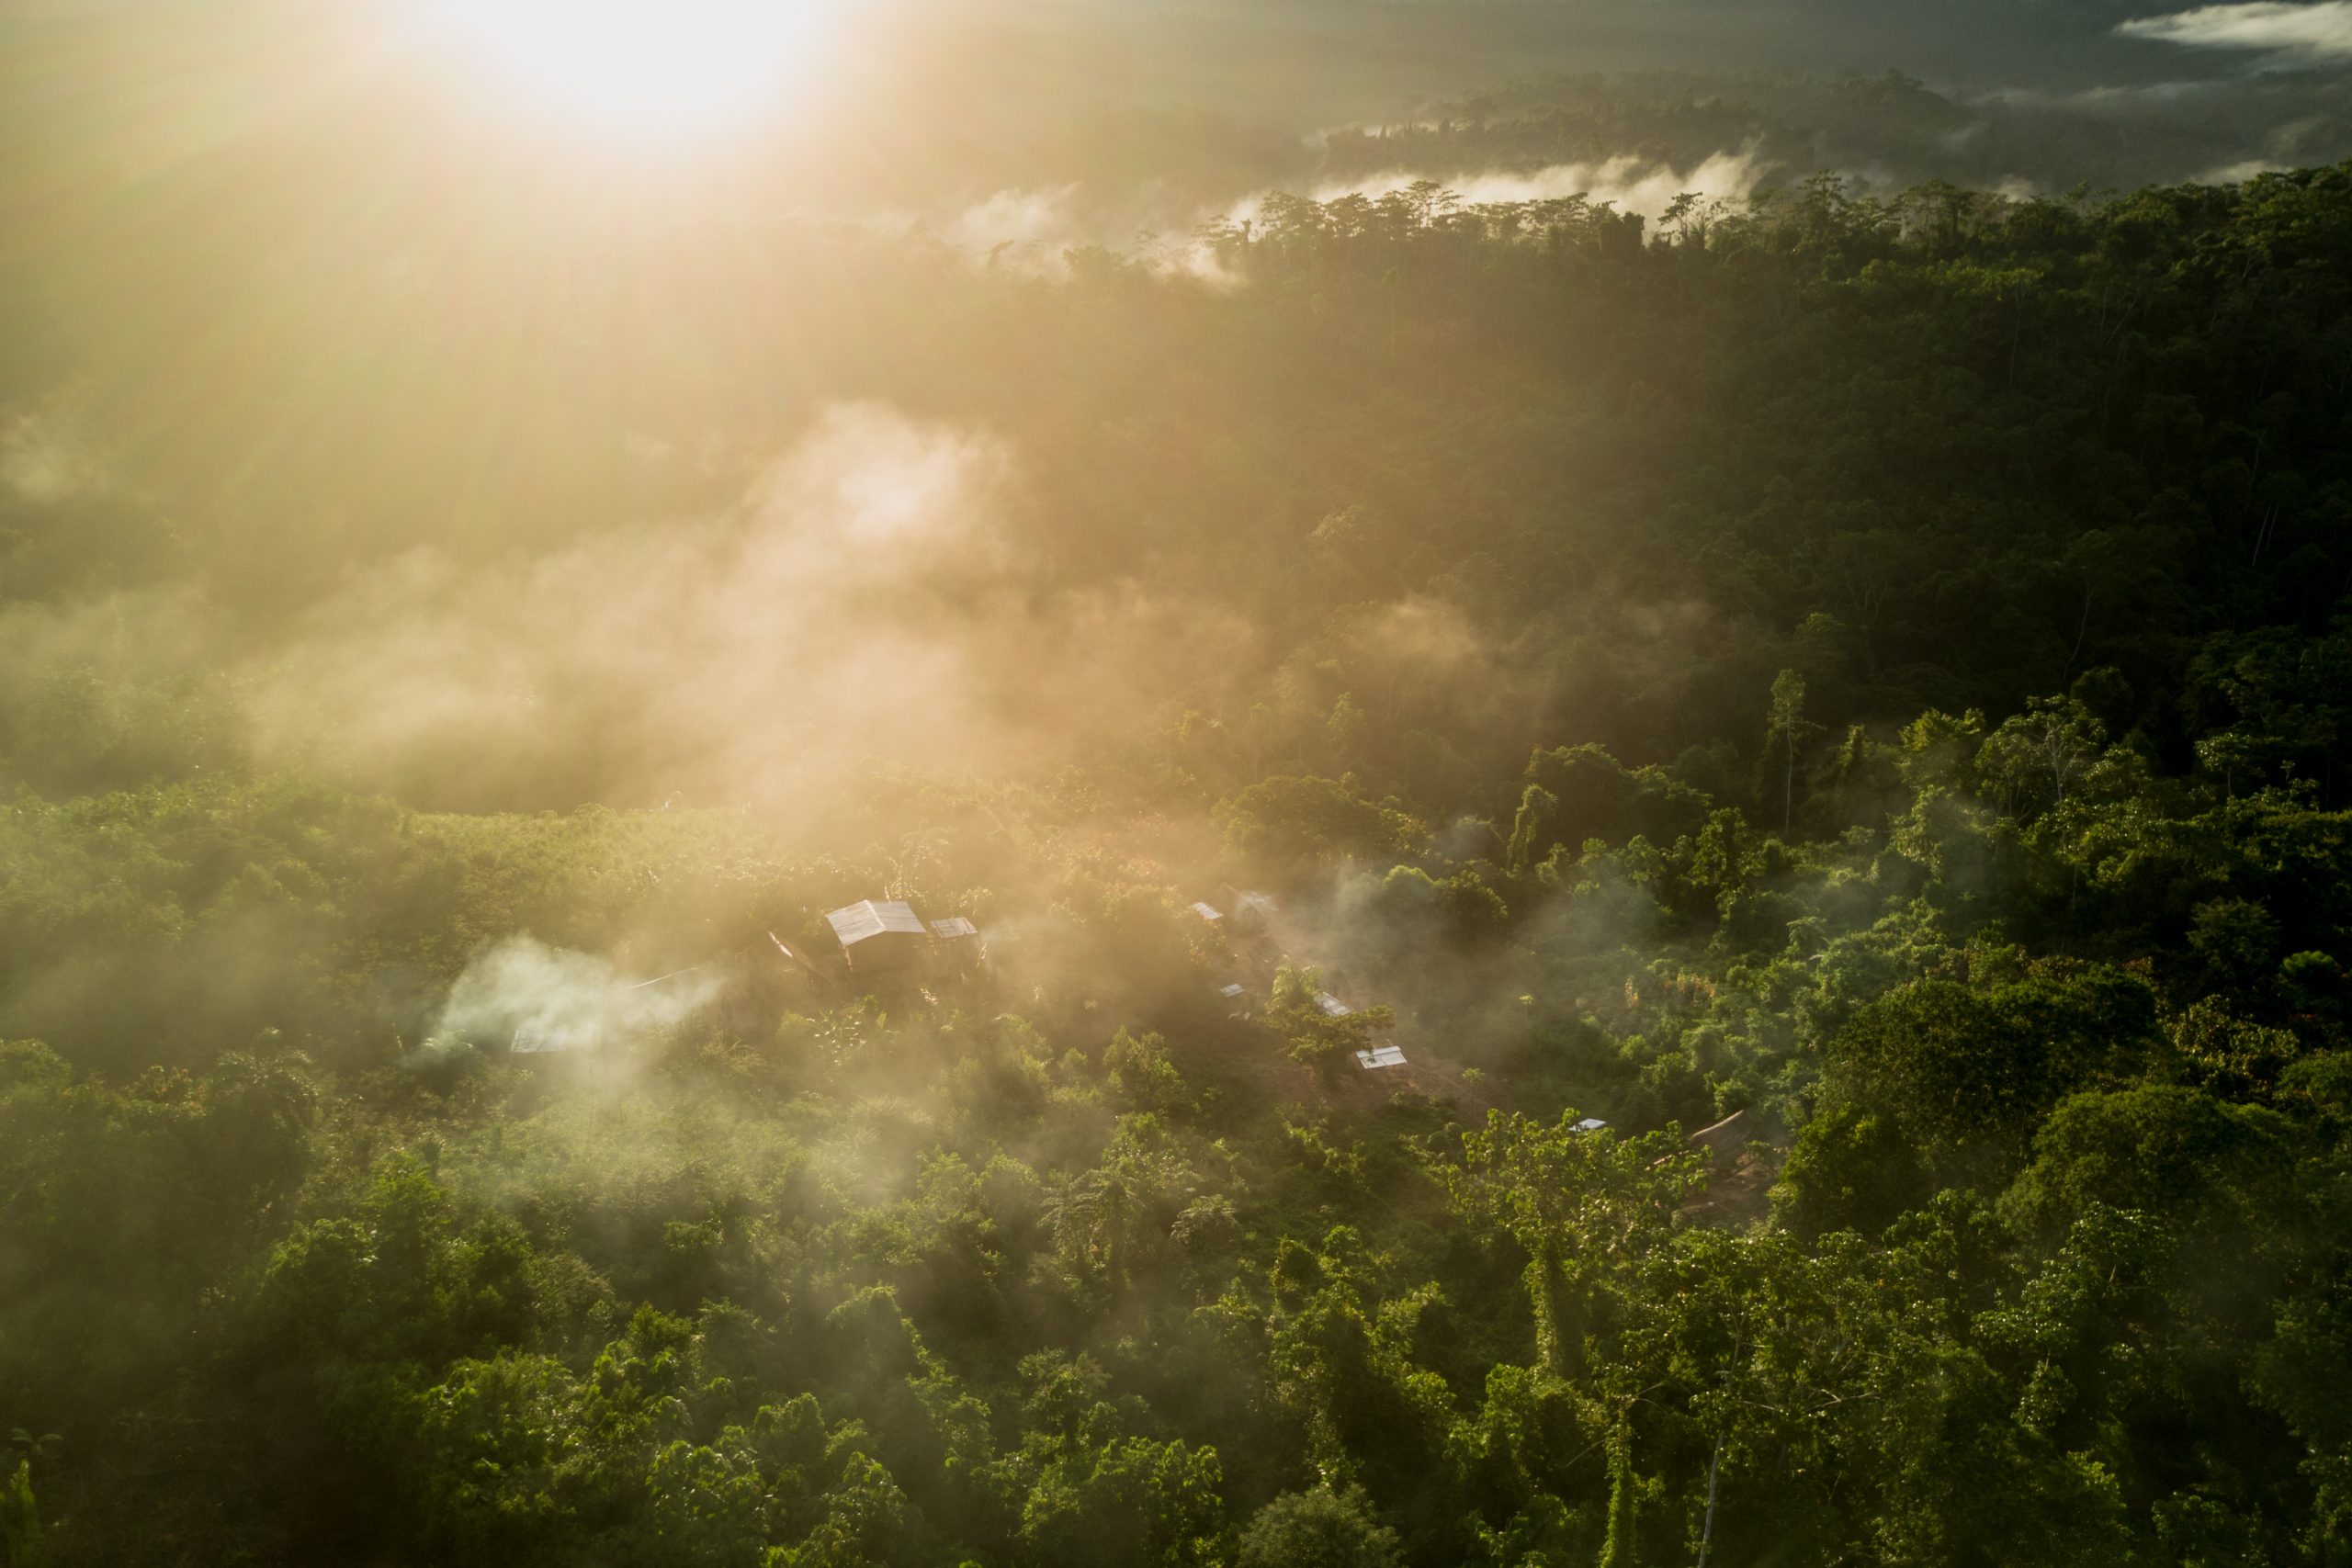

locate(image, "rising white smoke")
(433, 935), (726, 1055)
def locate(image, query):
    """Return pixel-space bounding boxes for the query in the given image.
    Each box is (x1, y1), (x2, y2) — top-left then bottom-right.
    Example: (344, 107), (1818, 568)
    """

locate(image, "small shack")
(767, 931), (824, 980)
(513, 1022), (563, 1055)
(1678, 1111), (1773, 1226)
(1355, 1043), (1408, 1070)
(930, 916), (984, 973)
(826, 899), (932, 976)
(1219, 886), (1278, 935)
(1687, 1110), (1747, 1162)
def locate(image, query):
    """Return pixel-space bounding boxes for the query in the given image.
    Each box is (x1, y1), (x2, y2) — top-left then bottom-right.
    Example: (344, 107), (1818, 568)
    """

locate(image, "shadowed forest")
(6, 2), (2352, 1565)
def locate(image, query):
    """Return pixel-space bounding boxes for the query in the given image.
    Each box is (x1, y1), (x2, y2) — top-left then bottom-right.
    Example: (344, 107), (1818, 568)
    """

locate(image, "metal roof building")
(825, 899), (931, 974)
(826, 899), (927, 944)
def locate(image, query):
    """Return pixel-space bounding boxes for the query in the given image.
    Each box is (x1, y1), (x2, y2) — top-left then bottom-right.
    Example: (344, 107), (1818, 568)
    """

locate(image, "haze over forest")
(6, 1), (2352, 1564)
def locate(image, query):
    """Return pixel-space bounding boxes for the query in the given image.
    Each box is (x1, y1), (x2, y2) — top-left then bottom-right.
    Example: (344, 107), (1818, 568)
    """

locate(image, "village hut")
(1687, 1110), (1747, 1162)
(1217, 886), (1278, 936)
(930, 915), (984, 973)
(825, 899), (932, 976)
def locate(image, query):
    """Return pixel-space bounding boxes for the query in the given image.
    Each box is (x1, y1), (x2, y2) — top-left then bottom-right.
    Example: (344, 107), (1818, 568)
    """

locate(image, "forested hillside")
(6, 136), (2352, 1565)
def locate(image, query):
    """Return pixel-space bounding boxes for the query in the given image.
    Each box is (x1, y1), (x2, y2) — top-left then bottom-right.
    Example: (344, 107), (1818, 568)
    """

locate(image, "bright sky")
(418, 0), (834, 137)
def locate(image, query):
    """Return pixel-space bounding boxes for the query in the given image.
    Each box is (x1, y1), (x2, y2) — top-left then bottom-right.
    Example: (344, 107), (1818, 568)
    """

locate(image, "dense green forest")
(9, 21), (2352, 1558)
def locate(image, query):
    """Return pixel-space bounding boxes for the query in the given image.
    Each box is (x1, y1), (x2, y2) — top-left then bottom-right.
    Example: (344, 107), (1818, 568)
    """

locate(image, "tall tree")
(1765, 671), (1819, 836)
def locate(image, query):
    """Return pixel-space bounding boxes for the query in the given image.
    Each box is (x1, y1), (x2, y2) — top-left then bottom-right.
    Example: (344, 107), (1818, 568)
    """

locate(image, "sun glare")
(423, 0), (824, 135)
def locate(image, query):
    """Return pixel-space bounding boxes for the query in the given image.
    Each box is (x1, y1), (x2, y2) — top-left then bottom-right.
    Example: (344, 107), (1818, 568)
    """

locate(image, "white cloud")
(945, 185), (1087, 276)
(1966, 80), (2226, 116)
(2195, 156), (2288, 182)
(1295, 147), (1774, 222)
(2120, 2), (2352, 62)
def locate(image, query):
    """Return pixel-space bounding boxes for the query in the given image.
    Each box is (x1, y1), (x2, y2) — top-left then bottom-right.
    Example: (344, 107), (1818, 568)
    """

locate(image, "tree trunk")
(1599, 1422), (1638, 1568)
(1524, 1243), (1579, 1380)
(1782, 726), (1796, 837)
(1696, 1437), (1722, 1568)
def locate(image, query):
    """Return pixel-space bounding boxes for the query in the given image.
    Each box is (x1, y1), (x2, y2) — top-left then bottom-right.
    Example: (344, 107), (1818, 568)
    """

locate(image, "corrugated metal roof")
(1316, 992), (1353, 1018)
(1572, 1117), (1609, 1133)
(514, 1023), (569, 1054)
(930, 916), (978, 940)
(1688, 1110), (1745, 1147)
(1219, 982), (1246, 998)
(826, 899), (927, 946)
(1354, 1044), (1408, 1069)
(1192, 902), (1224, 921)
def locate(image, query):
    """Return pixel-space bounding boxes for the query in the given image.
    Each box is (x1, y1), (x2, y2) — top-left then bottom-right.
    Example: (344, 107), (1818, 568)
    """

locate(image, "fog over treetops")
(4, 2), (2352, 1565)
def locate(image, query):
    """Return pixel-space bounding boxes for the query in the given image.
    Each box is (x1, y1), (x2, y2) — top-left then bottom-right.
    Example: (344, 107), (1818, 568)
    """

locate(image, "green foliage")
(1778, 1104), (1928, 1239)
(1266, 964), (1397, 1080)
(2003, 1085), (2296, 1238)
(1, 1458), (40, 1568)
(1512, 747), (1710, 874)
(1216, 776), (1426, 874)
(1105, 1029), (1197, 1116)
(1597, 1420), (1637, 1568)
(1235, 1484), (1402, 1568)
(1453, 1111), (1703, 1379)
(7, 121), (2352, 1568)
(1812, 966), (2161, 1187)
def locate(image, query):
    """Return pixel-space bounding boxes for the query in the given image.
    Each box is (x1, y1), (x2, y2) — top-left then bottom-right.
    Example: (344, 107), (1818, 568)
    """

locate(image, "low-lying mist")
(243, 401), (1260, 813)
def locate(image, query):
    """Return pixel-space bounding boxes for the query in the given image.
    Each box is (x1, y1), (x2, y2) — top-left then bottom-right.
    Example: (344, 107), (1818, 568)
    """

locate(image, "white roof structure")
(1355, 1044), (1408, 1069)
(1688, 1110), (1747, 1156)
(512, 1023), (567, 1054)
(825, 899), (927, 946)
(1571, 1117), (1608, 1133)
(1192, 902), (1224, 922)
(1219, 982), (1247, 998)
(1316, 992), (1353, 1018)
(1234, 891), (1279, 917)
(930, 916), (979, 940)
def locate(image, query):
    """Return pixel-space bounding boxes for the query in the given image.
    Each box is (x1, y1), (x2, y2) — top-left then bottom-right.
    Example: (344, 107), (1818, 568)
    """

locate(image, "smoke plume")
(433, 935), (727, 1055)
